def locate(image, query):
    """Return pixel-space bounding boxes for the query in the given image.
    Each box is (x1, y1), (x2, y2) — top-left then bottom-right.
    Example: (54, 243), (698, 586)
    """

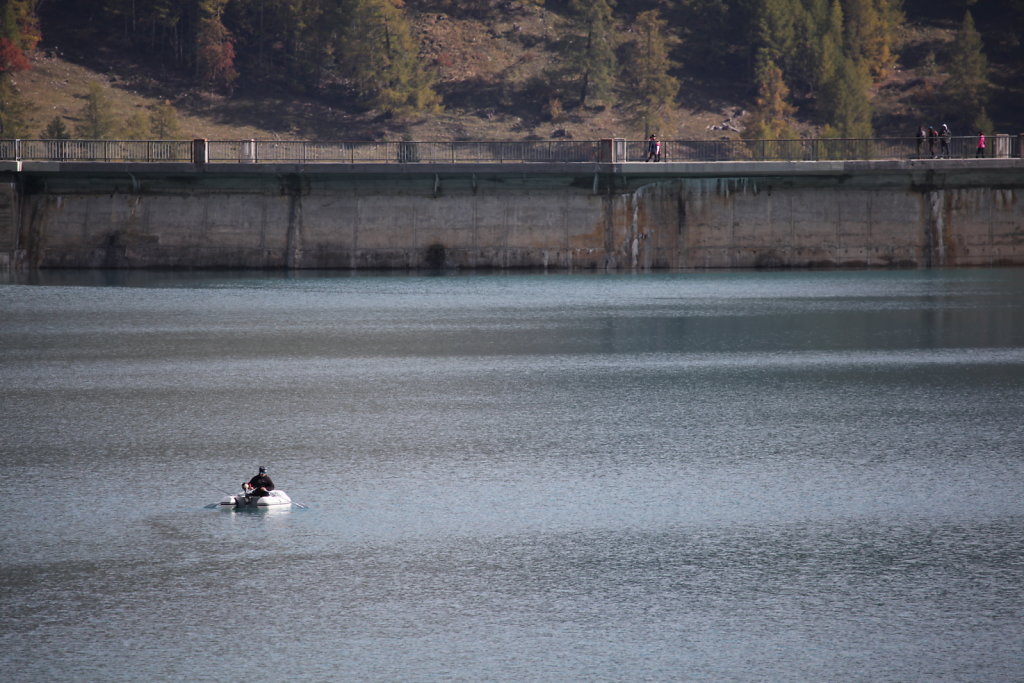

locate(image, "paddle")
(207, 481), (238, 497)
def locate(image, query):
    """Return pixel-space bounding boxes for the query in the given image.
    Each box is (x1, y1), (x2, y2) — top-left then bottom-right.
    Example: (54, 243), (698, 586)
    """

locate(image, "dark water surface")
(2, 269), (1022, 681)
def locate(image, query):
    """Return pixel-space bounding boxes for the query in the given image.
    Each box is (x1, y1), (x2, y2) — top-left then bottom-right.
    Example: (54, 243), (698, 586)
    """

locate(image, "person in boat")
(245, 466), (275, 497)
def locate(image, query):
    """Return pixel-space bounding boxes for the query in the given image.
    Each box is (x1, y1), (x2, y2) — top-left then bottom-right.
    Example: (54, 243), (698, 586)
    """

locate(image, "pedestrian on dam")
(976, 131), (986, 157)
(927, 126), (938, 158)
(940, 124), (951, 157)
(916, 125), (926, 158)
(646, 134), (661, 162)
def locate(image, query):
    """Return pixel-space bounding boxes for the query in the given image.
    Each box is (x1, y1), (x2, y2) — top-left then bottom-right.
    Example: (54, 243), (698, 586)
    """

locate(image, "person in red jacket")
(976, 131), (986, 158)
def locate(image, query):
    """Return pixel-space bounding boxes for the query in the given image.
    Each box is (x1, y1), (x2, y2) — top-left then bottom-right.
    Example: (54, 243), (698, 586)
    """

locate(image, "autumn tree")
(946, 10), (992, 133)
(744, 50), (799, 140)
(565, 0), (618, 107)
(1, 0), (39, 56)
(619, 10), (679, 138)
(197, 0), (238, 89)
(843, 0), (897, 80)
(0, 0), (39, 138)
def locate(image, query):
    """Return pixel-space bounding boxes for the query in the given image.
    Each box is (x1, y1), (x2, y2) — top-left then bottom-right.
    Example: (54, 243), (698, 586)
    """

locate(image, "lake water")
(1, 268), (1022, 681)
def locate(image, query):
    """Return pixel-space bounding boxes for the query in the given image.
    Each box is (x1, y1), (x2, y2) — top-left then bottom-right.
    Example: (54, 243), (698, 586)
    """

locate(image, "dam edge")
(1, 158), (1022, 270)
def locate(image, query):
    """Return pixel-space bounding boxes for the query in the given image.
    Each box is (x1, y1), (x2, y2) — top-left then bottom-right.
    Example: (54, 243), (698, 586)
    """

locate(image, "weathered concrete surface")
(0, 162), (21, 269)
(2, 158), (1022, 270)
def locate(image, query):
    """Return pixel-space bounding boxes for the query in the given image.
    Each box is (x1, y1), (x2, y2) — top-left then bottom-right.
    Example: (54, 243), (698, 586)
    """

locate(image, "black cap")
(258, 466), (266, 474)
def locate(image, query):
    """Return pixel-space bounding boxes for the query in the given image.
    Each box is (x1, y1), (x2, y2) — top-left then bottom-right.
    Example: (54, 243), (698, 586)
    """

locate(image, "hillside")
(10, 0), (1023, 142)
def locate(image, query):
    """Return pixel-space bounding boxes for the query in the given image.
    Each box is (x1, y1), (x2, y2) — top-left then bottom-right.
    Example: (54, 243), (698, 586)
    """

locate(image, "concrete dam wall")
(1, 159), (1022, 270)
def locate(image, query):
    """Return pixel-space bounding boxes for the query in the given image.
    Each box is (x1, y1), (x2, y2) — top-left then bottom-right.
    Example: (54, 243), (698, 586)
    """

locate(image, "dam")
(1, 145), (1022, 270)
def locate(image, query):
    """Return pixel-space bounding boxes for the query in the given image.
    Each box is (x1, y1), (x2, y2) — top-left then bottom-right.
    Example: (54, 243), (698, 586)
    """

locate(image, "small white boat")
(219, 488), (293, 509)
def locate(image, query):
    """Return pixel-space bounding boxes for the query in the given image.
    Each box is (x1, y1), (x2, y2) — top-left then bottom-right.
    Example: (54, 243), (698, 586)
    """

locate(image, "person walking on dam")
(916, 125), (926, 158)
(645, 134), (662, 162)
(976, 131), (986, 158)
(927, 126), (938, 158)
(940, 124), (951, 158)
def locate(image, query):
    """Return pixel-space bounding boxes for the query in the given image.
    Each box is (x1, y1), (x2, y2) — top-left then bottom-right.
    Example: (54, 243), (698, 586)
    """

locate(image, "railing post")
(241, 139), (256, 163)
(192, 138), (208, 166)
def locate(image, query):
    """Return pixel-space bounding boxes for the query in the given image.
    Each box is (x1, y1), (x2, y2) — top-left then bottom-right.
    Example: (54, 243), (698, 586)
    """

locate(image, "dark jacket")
(248, 473), (275, 491)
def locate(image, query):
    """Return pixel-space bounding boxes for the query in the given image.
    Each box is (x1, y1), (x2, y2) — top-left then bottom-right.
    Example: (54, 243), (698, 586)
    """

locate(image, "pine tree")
(565, 0), (618, 108)
(150, 101), (183, 139)
(43, 116), (71, 139)
(815, 1), (845, 119)
(75, 82), (118, 139)
(790, 0), (828, 96)
(96, 0), (189, 71)
(946, 10), (991, 133)
(341, 0), (441, 116)
(619, 10), (679, 138)
(223, 0), (293, 87)
(265, 0), (344, 93)
(122, 110), (152, 139)
(756, 0), (800, 81)
(822, 55), (873, 137)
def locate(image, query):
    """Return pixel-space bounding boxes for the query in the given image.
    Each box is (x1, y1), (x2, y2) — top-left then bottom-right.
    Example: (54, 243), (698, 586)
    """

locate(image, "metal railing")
(1, 135), (1019, 164)
(634, 135), (1020, 162)
(0, 139), (192, 162)
(207, 139), (604, 163)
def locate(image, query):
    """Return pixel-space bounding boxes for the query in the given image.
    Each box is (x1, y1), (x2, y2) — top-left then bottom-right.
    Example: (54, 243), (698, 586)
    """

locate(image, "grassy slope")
(11, 4), (1018, 141)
